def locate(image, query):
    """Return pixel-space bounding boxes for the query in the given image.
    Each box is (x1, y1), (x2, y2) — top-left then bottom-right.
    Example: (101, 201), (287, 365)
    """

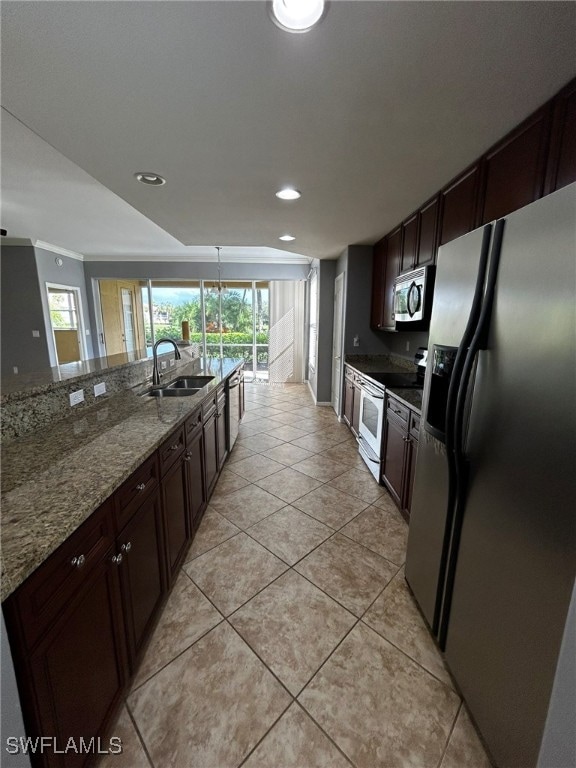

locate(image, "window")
(308, 269), (318, 374)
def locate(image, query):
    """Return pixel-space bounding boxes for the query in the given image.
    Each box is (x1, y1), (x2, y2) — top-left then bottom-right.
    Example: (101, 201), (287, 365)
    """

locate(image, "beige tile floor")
(102, 382), (494, 768)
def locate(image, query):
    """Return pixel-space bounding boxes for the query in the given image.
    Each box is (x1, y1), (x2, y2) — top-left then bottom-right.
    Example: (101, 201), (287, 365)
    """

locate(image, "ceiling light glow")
(135, 172), (166, 186)
(279, 234), (296, 241)
(270, 0), (326, 33)
(276, 187), (301, 200)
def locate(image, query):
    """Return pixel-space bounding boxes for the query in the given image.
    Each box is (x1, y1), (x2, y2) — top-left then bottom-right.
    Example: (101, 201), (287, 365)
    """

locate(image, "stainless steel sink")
(143, 387), (201, 398)
(165, 376), (214, 389)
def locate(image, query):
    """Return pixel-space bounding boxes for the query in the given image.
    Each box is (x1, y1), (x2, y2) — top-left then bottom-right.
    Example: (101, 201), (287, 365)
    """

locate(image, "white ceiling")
(1, 1), (575, 261)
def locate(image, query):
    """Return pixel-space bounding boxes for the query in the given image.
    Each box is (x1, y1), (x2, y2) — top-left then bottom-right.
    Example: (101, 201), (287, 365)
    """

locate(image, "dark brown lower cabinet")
(3, 501), (128, 768)
(186, 420), (207, 530)
(203, 399), (219, 499)
(381, 395), (420, 522)
(2, 369), (237, 768)
(116, 489), (166, 670)
(342, 367), (361, 436)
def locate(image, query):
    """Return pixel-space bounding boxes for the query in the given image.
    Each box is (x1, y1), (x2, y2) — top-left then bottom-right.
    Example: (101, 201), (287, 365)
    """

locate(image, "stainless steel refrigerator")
(405, 183), (576, 767)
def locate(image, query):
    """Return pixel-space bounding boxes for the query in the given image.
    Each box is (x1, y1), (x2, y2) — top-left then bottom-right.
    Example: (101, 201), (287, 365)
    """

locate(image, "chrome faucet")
(152, 338), (182, 386)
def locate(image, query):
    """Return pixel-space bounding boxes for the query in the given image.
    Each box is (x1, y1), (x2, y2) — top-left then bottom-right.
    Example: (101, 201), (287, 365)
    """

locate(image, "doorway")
(98, 280), (146, 356)
(46, 285), (86, 365)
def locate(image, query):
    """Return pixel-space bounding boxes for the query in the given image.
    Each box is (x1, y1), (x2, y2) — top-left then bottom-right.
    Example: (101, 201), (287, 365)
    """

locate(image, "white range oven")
(357, 376), (386, 480)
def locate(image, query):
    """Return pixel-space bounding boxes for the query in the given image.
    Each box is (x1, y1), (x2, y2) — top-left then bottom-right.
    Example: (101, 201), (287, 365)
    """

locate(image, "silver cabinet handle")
(169, 443), (179, 452)
(184, 453), (191, 462)
(71, 555), (86, 569)
(111, 553), (123, 566)
(136, 482), (146, 491)
(120, 542), (132, 553)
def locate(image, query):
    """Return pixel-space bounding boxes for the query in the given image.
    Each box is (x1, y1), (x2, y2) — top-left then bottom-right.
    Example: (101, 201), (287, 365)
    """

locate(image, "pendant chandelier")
(210, 246), (228, 295)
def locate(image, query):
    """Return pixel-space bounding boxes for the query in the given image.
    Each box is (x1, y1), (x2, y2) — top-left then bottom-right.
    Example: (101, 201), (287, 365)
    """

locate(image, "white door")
(331, 272), (344, 414)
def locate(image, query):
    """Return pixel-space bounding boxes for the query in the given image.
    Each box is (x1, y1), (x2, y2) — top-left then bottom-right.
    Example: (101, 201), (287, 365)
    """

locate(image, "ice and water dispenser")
(425, 345), (458, 443)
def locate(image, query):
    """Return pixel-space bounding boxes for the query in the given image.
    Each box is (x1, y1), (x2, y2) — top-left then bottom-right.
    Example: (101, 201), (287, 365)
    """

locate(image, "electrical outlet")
(94, 382), (106, 397)
(32, 330), (40, 338)
(353, 335), (360, 347)
(69, 389), (85, 406)
(405, 341), (410, 352)
(13, 366), (18, 374)
(161, 361), (168, 370)
(169, 358), (175, 368)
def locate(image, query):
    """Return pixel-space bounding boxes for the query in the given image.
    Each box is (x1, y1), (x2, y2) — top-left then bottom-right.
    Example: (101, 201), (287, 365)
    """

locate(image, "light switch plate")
(32, 330), (40, 338)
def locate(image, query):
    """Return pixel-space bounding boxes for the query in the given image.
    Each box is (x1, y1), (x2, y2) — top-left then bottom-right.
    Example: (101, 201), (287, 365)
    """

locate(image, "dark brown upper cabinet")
(439, 163), (482, 247)
(481, 105), (552, 224)
(370, 239), (386, 330)
(416, 195), (440, 268)
(545, 79), (576, 194)
(382, 227), (402, 330)
(400, 213), (419, 273)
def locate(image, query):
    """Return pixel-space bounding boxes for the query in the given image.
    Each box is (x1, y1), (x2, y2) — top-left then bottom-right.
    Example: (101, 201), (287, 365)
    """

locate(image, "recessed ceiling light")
(134, 172), (166, 186)
(269, 0), (326, 33)
(279, 234), (296, 241)
(276, 187), (301, 200)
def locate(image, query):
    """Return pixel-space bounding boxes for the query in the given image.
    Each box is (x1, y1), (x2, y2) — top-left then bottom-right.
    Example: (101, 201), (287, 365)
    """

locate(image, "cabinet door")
(382, 227), (402, 330)
(186, 426), (206, 530)
(381, 415), (407, 507)
(117, 491), (166, 667)
(204, 410), (219, 499)
(417, 195), (439, 267)
(352, 383), (362, 436)
(545, 78), (576, 194)
(217, 394), (227, 472)
(370, 240), (386, 329)
(481, 105), (551, 224)
(439, 163), (482, 246)
(161, 458), (190, 584)
(401, 213), (419, 273)
(343, 376), (354, 427)
(26, 556), (127, 768)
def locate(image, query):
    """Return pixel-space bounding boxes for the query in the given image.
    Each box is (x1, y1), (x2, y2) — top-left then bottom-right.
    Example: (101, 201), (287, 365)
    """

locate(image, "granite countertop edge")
(344, 359), (423, 414)
(0, 359), (243, 602)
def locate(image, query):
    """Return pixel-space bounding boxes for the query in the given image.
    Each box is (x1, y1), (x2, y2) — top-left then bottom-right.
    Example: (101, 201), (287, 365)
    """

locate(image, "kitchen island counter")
(0, 358), (243, 601)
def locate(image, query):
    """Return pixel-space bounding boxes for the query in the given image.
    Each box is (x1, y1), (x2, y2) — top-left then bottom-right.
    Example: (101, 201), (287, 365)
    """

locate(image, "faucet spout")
(152, 338), (182, 386)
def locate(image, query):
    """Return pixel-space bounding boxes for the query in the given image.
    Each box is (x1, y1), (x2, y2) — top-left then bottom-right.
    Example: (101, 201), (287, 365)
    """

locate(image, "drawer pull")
(169, 443), (180, 452)
(111, 553), (123, 566)
(393, 408), (402, 415)
(136, 482), (146, 491)
(120, 542), (132, 553)
(184, 453), (192, 462)
(71, 555), (86, 569)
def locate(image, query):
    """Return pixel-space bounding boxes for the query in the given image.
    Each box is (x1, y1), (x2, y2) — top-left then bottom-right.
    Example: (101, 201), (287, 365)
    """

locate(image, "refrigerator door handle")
(431, 224), (493, 635)
(438, 218), (506, 648)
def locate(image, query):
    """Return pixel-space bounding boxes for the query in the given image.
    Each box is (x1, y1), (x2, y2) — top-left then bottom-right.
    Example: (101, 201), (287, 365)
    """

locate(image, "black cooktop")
(365, 372), (423, 389)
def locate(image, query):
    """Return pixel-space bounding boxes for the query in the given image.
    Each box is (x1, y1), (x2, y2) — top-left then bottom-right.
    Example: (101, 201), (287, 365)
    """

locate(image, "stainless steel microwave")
(394, 266), (435, 326)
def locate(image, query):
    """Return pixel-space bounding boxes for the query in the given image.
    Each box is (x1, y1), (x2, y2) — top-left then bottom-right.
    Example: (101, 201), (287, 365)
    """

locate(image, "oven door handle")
(361, 386), (384, 400)
(357, 435), (381, 463)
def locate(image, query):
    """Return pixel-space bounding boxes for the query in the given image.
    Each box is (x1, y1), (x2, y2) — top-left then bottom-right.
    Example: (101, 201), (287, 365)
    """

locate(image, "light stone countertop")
(0, 358), (243, 602)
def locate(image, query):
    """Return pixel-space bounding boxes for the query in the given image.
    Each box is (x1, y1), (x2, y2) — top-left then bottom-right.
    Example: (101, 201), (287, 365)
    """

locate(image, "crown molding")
(83, 252), (312, 265)
(33, 240), (85, 261)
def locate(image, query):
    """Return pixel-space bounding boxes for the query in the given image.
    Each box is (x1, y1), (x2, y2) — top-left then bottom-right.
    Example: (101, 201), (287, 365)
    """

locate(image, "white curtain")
(268, 280), (305, 383)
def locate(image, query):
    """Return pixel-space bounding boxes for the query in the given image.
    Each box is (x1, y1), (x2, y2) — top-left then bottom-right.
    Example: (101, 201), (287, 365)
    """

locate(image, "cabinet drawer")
(185, 406), (203, 440)
(387, 397), (409, 427)
(115, 454), (159, 531)
(410, 412), (421, 440)
(158, 426), (186, 475)
(11, 499), (115, 650)
(203, 393), (217, 420)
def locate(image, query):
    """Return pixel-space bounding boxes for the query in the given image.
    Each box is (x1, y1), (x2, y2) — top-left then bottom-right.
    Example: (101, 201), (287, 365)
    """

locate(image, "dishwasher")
(226, 369), (242, 451)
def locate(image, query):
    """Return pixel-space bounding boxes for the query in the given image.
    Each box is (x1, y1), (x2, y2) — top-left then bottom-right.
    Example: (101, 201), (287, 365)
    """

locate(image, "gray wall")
(337, 245), (389, 356)
(35, 247), (95, 363)
(1, 245), (52, 376)
(315, 260), (336, 403)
